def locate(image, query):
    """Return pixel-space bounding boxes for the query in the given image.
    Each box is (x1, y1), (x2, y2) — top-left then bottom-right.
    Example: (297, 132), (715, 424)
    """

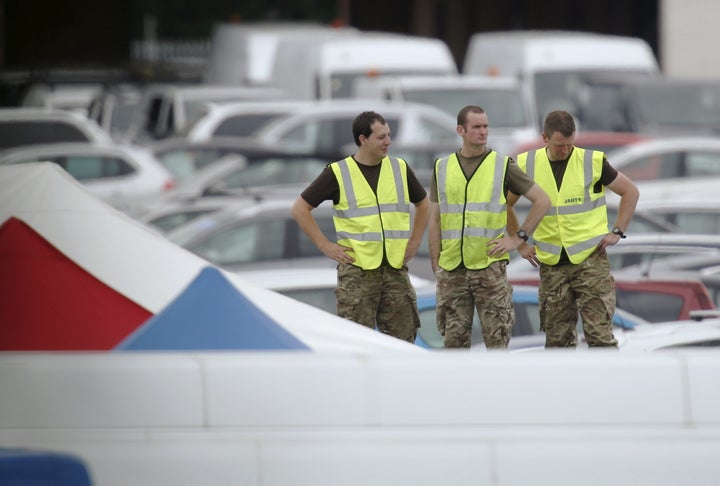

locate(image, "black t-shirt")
(300, 156), (427, 207)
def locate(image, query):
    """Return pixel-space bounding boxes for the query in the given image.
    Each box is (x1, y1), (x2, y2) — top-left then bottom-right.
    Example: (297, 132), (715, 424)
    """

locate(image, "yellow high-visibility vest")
(516, 147), (608, 265)
(330, 156), (411, 269)
(435, 152), (509, 270)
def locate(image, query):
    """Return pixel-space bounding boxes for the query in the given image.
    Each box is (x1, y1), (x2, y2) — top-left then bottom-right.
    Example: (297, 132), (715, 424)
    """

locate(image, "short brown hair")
(457, 105), (486, 127)
(543, 110), (576, 138)
(352, 111), (387, 146)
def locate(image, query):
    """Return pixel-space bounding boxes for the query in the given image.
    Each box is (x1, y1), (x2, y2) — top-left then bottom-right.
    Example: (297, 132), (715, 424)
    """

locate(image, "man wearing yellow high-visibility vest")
(429, 105), (551, 349)
(508, 110), (639, 348)
(292, 111), (429, 343)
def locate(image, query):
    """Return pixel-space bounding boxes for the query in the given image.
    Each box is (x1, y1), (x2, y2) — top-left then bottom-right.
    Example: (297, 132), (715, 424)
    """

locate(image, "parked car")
(616, 317), (720, 351)
(509, 130), (651, 158)
(508, 271), (716, 323)
(146, 136), (337, 185)
(607, 136), (720, 183)
(165, 198), (431, 279)
(254, 99), (459, 154)
(237, 266), (435, 318)
(126, 84), (289, 143)
(238, 267), (646, 350)
(0, 142), (175, 210)
(351, 74), (538, 155)
(462, 30), (659, 128)
(87, 83), (142, 141)
(0, 108), (112, 151)
(184, 100), (319, 143)
(636, 197), (720, 235)
(166, 198), (337, 272)
(507, 233), (720, 276)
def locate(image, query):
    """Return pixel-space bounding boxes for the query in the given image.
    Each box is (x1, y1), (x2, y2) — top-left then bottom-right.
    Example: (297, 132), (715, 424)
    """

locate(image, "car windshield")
(633, 84), (720, 128)
(402, 88), (530, 127)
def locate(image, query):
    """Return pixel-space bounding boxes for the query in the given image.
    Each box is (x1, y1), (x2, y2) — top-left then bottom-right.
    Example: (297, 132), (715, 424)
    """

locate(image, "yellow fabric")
(331, 156), (410, 269)
(517, 147), (608, 265)
(436, 152), (509, 270)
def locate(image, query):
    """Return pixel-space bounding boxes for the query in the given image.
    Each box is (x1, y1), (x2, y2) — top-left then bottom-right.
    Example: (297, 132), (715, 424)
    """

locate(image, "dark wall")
(1, 0), (658, 69)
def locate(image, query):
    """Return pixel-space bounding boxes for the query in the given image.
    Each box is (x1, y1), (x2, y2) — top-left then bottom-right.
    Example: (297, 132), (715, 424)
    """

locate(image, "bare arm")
(405, 196), (430, 265)
(428, 201), (441, 273)
(291, 197), (354, 264)
(488, 183), (550, 258)
(598, 172), (639, 250)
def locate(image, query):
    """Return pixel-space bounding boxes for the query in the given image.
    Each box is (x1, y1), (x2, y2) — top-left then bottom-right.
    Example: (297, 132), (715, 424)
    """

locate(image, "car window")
(214, 113), (285, 137)
(619, 151), (683, 180)
(615, 289), (684, 322)
(417, 116), (457, 142)
(296, 216), (334, 258)
(686, 151), (720, 177)
(416, 301), (539, 349)
(280, 288), (337, 314)
(147, 209), (219, 234)
(0, 121), (89, 149)
(206, 158), (327, 193)
(62, 155), (135, 180)
(188, 219), (286, 265)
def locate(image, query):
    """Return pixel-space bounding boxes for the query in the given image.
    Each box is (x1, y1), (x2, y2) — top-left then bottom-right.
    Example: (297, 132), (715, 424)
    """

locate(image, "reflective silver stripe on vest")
(441, 227), (503, 240)
(564, 234), (606, 257)
(334, 157), (407, 218)
(436, 155), (505, 216)
(525, 150), (536, 180)
(336, 231), (382, 241)
(436, 156), (451, 206)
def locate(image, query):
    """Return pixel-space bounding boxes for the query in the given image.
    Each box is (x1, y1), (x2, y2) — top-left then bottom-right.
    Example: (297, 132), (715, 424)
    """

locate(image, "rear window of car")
(616, 289), (684, 322)
(0, 121), (89, 149)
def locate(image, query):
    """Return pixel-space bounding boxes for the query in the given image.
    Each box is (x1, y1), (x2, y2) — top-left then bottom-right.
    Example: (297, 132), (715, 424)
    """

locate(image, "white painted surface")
(661, 0), (720, 79)
(2, 351), (720, 485)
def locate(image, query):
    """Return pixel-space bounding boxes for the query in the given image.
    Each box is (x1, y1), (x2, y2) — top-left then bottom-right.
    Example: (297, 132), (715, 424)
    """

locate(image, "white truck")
(462, 30), (660, 128)
(269, 32), (458, 100)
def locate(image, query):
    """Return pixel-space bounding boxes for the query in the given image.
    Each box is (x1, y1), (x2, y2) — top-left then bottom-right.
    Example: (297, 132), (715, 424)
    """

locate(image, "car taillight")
(163, 178), (176, 191)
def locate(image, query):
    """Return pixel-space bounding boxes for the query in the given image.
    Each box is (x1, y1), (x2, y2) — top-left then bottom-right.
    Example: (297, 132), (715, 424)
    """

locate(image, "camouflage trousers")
(538, 250), (618, 348)
(335, 263), (420, 343)
(435, 261), (514, 349)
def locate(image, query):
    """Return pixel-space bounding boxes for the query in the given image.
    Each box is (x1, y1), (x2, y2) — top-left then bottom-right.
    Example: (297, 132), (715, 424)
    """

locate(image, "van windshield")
(328, 71), (451, 99)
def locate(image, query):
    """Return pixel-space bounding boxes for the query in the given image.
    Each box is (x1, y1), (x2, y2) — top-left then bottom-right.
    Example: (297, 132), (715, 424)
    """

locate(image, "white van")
(463, 30), (660, 127)
(205, 22), (358, 86)
(270, 32), (458, 100)
(352, 74), (538, 154)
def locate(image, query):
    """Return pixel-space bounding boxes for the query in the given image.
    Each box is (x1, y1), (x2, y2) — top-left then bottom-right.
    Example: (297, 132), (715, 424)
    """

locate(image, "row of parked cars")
(3, 26), (720, 350)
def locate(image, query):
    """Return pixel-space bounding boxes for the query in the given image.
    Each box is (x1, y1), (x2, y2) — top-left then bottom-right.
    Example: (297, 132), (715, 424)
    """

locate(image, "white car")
(185, 100), (318, 143)
(604, 137), (720, 204)
(616, 316), (720, 351)
(0, 108), (112, 151)
(253, 100), (459, 154)
(236, 266), (435, 316)
(0, 142), (175, 211)
(126, 83), (289, 142)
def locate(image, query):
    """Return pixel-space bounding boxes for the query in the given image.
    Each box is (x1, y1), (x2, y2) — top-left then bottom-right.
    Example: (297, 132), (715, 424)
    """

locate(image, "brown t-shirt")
(300, 156), (427, 207)
(429, 149), (535, 203)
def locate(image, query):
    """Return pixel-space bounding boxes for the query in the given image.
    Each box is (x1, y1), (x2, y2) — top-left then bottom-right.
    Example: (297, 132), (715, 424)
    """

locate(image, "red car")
(509, 131), (651, 157)
(508, 274), (715, 323)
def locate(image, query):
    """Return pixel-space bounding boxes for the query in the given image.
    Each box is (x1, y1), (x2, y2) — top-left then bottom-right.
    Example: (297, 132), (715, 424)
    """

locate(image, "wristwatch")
(612, 227), (627, 239)
(516, 229), (529, 242)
